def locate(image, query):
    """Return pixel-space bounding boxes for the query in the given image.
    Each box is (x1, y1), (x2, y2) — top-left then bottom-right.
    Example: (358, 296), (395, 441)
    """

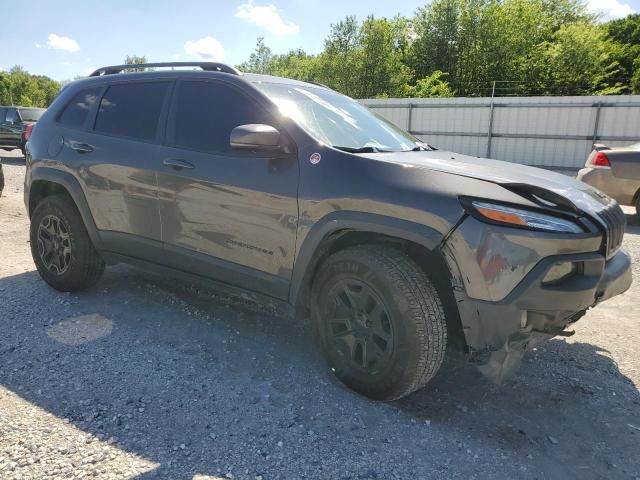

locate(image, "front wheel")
(30, 195), (105, 291)
(311, 245), (448, 401)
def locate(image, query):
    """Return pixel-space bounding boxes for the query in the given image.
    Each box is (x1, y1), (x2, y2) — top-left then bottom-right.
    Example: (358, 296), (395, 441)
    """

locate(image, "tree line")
(0, 66), (61, 108)
(238, 0), (640, 98)
(1, 0), (639, 107)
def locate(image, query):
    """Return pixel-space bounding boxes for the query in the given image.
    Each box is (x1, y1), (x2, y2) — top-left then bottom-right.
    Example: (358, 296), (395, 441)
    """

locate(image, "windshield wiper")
(409, 144), (436, 152)
(332, 146), (392, 153)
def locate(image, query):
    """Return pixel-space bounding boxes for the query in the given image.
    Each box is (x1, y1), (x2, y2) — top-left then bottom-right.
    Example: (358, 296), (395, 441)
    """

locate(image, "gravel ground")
(1, 149), (639, 480)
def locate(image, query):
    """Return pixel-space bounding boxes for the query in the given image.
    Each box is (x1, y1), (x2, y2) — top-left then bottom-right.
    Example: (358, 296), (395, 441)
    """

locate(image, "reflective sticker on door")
(310, 153), (322, 165)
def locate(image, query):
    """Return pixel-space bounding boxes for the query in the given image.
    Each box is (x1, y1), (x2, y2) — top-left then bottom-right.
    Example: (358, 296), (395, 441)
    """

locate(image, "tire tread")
(313, 244), (447, 400)
(30, 194), (105, 292)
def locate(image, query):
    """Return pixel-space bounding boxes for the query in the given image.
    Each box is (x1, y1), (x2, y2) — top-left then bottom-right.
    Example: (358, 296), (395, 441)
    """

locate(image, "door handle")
(68, 141), (94, 153)
(163, 158), (194, 170)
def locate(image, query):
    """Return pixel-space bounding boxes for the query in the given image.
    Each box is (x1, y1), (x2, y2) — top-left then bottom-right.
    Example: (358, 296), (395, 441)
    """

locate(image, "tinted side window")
(170, 81), (272, 153)
(59, 88), (101, 128)
(5, 108), (17, 124)
(0, 108), (6, 123)
(95, 82), (168, 141)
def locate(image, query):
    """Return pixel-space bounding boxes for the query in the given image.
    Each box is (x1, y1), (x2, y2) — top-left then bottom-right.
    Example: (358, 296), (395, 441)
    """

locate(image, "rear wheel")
(636, 195), (640, 219)
(30, 195), (105, 291)
(311, 245), (447, 401)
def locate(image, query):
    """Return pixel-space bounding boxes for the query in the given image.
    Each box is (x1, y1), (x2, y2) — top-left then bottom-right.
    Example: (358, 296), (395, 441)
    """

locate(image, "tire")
(30, 195), (105, 292)
(636, 195), (640, 219)
(311, 244), (447, 401)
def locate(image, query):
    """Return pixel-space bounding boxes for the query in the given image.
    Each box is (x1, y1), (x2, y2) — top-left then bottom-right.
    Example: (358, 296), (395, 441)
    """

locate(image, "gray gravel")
(1, 149), (639, 479)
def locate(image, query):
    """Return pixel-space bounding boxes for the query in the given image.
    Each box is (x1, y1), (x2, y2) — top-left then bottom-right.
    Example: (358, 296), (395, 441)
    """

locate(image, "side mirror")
(230, 124), (281, 151)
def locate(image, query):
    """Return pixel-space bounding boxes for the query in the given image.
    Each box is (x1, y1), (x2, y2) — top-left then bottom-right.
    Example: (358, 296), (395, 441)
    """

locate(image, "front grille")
(598, 202), (626, 258)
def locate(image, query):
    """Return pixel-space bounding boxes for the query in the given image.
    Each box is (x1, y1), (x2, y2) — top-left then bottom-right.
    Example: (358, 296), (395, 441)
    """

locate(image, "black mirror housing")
(230, 124), (281, 151)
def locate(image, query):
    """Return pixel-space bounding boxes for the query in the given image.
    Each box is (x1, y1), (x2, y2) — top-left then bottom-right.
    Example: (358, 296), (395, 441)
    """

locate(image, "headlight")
(465, 200), (584, 234)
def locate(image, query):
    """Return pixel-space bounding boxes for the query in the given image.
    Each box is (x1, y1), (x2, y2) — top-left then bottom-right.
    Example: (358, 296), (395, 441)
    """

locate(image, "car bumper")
(577, 167), (636, 206)
(441, 214), (632, 381)
(453, 249), (632, 380)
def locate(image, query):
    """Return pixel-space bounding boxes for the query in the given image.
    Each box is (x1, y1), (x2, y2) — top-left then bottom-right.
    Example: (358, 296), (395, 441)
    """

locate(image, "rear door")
(156, 79), (299, 299)
(57, 81), (170, 261)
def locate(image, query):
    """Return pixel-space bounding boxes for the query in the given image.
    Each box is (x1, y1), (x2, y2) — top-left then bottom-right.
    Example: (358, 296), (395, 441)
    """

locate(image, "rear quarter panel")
(609, 150), (640, 181)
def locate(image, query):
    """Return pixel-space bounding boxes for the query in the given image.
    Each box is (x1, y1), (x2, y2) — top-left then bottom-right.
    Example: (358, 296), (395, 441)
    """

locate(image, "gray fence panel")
(361, 95), (640, 170)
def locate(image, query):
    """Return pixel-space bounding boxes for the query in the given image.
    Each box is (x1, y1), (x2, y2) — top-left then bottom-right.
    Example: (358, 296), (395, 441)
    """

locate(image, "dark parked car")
(0, 106), (46, 156)
(578, 143), (640, 218)
(24, 62), (632, 400)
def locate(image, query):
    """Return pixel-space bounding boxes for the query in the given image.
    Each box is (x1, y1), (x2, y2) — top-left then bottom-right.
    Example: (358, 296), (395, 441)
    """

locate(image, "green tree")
(0, 66), (60, 107)
(237, 38), (273, 74)
(124, 55), (148, 72)
(544, 23), (624, 95)
(315, 16), (361, 95)
(268, 49), (318, 80)
(409, 0), (460, 86)
(405, 71), (454, 97)
(315, 16), (412, 98)
(408, 0), (594, 96)
(234, 1), (635, 98)
(605, 14), (640, 93)
(0, 72), (14, 105)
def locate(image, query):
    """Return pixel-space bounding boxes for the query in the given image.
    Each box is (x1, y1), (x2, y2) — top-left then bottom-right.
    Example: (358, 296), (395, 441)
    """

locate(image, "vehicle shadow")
(625, 212), (640, 232)
(0, 268), (638, 479)
(396, 340), (640, 479)
(0, 156), (25, 166)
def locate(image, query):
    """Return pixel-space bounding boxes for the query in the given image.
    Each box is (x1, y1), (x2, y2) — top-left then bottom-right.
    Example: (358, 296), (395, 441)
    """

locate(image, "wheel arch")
(28, 168), (103, 250)
(290, 211), (466, 350)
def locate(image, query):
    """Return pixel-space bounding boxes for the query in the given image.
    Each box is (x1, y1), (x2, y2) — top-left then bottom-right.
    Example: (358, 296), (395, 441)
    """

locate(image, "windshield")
(253, 82), (420, 152)
(18, 108), (45, 122)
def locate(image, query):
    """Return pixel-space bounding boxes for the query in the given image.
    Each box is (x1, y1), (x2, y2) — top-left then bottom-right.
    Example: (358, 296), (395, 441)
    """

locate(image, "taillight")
(588, 151), (611, 168)
(24, 124), (34, 141)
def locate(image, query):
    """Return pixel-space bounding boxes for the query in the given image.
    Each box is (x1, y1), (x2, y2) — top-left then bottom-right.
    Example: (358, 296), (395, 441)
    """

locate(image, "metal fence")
(361, 95), (640, 171)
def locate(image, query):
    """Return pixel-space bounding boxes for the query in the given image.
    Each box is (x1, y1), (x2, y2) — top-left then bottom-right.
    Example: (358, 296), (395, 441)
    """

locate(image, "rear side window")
(0, 108), (6, 123)
(94, 82), (168, 142)
(18, 108), (45, 122)
(169, 81), (272, 153)
(59, 88), (101, 128)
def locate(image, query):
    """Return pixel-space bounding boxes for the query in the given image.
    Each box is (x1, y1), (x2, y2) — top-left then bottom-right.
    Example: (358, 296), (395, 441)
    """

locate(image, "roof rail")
(305, 80), (330, 89)
(89, 62), (242, 77)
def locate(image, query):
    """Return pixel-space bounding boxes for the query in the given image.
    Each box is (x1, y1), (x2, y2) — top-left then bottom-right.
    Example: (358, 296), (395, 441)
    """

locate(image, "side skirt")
(100, 251), (294, 319)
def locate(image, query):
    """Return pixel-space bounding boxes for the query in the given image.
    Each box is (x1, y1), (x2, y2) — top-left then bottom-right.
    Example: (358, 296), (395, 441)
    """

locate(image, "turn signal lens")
(469, 201), (584, 234)
(475, 206), (528, 226)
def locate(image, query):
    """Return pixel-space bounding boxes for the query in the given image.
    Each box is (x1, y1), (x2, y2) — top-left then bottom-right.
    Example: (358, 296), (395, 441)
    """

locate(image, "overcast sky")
(1, 0), (637, 81)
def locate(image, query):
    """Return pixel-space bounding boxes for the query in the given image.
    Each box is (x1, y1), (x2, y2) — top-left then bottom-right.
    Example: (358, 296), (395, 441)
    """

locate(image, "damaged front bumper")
(473, 250), (631, 382)
(442, 216), (633, 382)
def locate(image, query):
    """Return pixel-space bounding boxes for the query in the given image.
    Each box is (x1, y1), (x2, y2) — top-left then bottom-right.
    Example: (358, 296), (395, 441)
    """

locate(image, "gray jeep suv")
(24, 62), (632, 400)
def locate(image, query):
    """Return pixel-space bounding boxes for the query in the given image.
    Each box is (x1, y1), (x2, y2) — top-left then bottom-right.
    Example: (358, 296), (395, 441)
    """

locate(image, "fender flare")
(28, 167), (103, 250)
(289, 210), (445, 306)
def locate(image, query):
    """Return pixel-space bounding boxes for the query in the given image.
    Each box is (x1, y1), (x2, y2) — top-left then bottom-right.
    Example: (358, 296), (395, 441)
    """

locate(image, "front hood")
(366, 150), (612, 213)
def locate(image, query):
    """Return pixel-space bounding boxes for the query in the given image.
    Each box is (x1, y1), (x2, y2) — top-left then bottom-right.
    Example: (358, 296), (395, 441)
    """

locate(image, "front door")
(157, 79), (299, 299)
(0, 108), (7, 146)
(0, 108), (20, 147)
